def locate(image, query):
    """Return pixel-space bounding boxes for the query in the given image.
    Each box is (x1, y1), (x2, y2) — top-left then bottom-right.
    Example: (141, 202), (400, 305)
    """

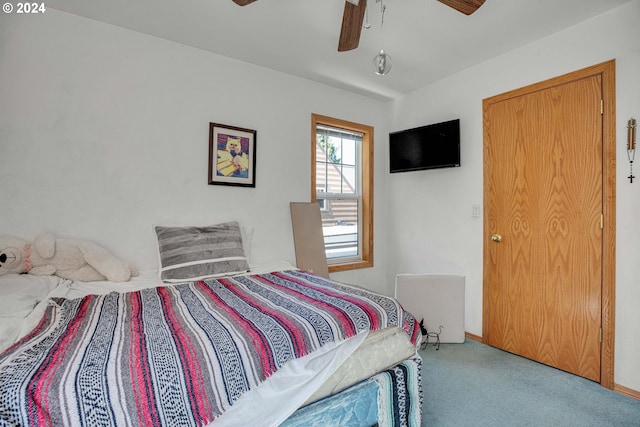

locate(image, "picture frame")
(208, 122), (257, 187)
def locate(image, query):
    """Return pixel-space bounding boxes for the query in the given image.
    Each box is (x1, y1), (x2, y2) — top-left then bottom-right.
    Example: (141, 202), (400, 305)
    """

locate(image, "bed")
(0, 224), (423, 426)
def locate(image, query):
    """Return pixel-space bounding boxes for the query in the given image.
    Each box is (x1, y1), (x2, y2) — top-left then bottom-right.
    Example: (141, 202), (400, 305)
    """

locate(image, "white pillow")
(154, 222), (250, 283)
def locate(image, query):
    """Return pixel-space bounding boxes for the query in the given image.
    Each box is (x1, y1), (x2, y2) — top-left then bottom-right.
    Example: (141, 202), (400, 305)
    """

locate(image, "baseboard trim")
(614, 383), (640, 401)
(464, 332), (640, 401)
(465, 332), (483, 343)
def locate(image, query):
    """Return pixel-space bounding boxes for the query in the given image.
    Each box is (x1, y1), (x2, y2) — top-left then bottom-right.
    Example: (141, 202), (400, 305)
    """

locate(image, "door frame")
(482, 60), (616, 388)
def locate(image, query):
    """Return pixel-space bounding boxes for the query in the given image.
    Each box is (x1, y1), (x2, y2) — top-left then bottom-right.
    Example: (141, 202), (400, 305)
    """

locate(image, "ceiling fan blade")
(232, 0), (258, 5)
(437, 0), (485, 15)
(338, 0), (367, 52)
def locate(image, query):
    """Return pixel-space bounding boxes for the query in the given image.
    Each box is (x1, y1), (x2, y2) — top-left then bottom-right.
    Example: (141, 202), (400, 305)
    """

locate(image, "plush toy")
(0, 233), (136, 282)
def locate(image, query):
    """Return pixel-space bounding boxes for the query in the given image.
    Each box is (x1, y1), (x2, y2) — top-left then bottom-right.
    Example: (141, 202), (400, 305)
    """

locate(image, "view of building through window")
(315, 124), (362, 260)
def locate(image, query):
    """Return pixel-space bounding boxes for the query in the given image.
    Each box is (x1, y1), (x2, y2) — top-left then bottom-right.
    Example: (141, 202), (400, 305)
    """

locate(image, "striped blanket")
(0, 270), (419, 426)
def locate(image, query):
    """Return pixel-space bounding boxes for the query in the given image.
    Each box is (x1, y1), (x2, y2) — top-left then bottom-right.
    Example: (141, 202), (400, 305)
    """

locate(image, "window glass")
(312, 115), (373, 271)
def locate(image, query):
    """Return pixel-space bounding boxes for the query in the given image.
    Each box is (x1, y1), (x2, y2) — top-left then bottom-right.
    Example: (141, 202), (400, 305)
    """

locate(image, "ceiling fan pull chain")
(378, 0), (386, 21)
(372, 0), (391, 75)
(378, 0), (386, 43)
(364, 6), (371, 29)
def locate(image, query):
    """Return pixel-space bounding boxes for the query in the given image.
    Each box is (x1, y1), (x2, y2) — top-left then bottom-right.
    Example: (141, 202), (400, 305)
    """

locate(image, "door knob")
(491, 234), (502, 242)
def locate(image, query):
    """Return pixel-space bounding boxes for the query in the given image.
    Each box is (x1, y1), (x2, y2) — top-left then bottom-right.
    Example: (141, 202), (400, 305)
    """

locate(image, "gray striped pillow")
(155, 222), (250, 283)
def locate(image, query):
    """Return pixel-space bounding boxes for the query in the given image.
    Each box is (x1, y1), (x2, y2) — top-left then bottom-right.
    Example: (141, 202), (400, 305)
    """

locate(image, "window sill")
(328, 259), (373, 273)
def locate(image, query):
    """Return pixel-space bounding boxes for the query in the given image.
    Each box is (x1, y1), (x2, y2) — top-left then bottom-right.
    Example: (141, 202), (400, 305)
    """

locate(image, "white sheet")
(213, 331), (368, 427)
(0, 274), (67, 353)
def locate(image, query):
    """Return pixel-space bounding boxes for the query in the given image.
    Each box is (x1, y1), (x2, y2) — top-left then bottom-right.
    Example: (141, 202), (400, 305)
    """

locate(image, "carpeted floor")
(420, 340), (640, 427)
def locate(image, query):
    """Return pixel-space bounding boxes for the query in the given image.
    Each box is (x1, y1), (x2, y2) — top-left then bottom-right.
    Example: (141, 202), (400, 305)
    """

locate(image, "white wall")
(386, 0), (640, 390)
(0, 9), (390, 294)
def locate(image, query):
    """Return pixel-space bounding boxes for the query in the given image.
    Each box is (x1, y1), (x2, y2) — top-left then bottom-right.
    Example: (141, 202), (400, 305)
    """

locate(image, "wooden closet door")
(483, 74), (603, 382)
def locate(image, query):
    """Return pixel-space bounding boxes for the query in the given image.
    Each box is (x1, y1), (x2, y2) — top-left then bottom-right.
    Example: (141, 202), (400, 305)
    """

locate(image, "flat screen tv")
(389, 119), (460, 173)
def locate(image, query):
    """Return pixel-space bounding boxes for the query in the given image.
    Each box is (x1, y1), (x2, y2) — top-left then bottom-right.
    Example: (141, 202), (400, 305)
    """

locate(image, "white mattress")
(0, 264), (417, 426)
(304, 324), (417, 404)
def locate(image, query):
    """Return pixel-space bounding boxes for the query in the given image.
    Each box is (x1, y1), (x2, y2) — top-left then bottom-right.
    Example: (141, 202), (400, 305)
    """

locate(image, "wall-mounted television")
(389, 119), (460, 173)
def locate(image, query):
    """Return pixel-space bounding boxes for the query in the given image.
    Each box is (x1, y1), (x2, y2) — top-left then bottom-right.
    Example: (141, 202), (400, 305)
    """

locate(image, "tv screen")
(389, 119), (460, 173)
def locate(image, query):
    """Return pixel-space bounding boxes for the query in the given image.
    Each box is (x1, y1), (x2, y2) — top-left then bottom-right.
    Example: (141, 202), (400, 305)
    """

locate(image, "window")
(311, 114), (373, 272)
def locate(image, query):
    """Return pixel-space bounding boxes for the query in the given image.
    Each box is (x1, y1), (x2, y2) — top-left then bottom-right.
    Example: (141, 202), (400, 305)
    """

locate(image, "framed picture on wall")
(208, 122), (257, 187)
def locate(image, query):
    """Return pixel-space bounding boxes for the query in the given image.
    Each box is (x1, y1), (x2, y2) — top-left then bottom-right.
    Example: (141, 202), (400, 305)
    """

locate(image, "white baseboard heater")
(395, 274), (465, 344)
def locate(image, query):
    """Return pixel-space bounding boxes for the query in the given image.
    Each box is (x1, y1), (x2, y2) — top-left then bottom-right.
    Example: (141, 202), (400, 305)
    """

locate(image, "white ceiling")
(46, 0), (631, 101)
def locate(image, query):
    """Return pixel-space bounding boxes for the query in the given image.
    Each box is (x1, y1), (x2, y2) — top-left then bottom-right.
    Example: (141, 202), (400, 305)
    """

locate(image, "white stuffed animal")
(0, 233), (135, 282)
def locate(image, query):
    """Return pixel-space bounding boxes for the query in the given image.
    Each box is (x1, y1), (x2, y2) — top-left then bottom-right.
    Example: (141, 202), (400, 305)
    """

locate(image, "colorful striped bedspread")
(0, 270), (419, 426)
